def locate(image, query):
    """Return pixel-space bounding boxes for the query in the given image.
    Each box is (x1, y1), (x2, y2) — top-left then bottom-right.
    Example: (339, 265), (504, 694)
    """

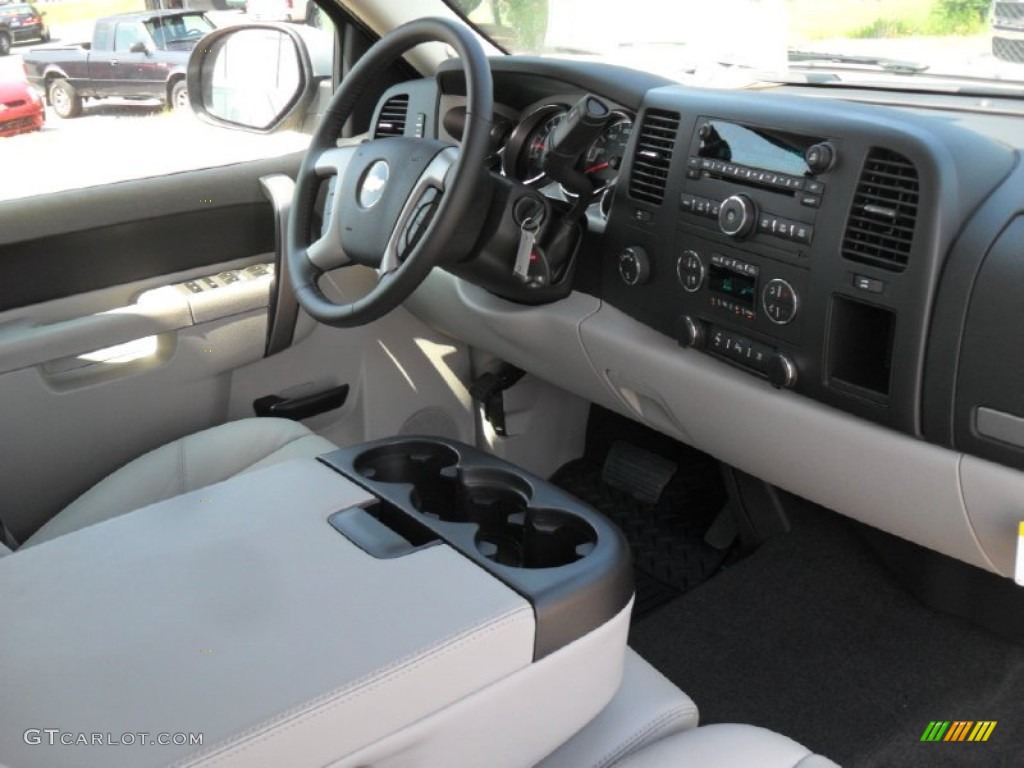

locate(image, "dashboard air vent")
(841, 148), (919, 272)
(628, 108), (680, 205)
(374, 94), (409, 138)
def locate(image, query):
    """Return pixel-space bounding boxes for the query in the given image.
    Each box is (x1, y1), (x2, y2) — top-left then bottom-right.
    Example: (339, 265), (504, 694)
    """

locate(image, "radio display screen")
(709, 264), (757, 309)
(698, 120), (819, 177)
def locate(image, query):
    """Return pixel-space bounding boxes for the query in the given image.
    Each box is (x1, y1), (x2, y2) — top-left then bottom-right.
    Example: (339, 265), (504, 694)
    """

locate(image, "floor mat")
(628, 507), (1024, 767)
(552, 455), (731, 618)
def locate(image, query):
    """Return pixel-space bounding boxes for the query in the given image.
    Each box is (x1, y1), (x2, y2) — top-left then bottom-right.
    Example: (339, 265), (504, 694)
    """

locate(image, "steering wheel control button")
(618, 247), (651, 286)
(763, 278), (799, 325)
(358, 160), (390, 209)
(719, 195), (756, 238)
(677, 250), (705, 292)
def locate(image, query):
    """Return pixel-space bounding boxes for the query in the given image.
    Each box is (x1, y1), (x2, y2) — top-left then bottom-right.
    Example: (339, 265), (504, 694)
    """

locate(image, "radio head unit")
(696, 120), (827, 184)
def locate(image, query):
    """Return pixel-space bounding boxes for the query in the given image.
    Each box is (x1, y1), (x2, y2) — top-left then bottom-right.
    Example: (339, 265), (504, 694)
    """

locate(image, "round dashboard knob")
(805, 142), (835, 174)
(762, 278), (799, 325)
(676, 249), (705, 293)
(718, 195), (756, 238)
(618, 246), (650, 286)
(677, 315), (706, 349)
(767, 353), (798, 390)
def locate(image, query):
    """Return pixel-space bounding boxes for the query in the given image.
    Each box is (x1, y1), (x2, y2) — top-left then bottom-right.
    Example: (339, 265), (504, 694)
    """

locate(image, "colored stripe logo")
(920, 721), (997, 742)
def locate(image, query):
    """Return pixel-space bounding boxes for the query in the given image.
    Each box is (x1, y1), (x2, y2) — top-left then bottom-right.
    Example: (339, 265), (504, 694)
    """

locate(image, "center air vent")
(374, 94), (409, 138)
(628, 108), (680, 205)
(841, 148), (919, 272)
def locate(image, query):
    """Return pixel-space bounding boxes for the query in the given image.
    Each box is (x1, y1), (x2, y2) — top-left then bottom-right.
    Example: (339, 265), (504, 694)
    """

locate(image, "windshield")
(446, 0), (1024, 95)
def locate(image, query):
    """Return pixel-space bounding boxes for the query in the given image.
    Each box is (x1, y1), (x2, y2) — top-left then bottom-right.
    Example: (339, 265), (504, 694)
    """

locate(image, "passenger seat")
(542, 649), (838, 768)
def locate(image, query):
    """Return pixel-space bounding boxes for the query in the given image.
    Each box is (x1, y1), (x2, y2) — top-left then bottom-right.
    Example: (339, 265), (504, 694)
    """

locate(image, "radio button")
(687, 156), (701, 169)
(680, 194), (696, 212)
(794, 224), (813, 244)
(677, 250), (706, 293)
(799, 194), (822, 208)
(805, 180), (825, 195)
(687, 168), (701, 179)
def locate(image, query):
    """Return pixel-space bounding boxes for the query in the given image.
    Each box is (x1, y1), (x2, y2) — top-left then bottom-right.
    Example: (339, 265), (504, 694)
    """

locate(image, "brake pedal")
(601, 441), (677, 505)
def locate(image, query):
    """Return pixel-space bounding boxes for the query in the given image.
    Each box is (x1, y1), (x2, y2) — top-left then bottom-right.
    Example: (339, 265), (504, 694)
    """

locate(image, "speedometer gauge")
(581, 112), (633, 191)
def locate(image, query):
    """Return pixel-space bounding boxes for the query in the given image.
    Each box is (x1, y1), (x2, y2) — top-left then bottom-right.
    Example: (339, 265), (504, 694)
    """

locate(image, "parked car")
(0, 77), (43, 136)
(21, 10), (214, 117)
(0, 2), (48, 55)
(992, 0), (1024, 61)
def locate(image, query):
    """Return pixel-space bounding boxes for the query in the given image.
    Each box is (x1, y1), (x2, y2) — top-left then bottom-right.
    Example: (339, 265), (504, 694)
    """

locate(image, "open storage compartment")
(321, 436), (633, 658)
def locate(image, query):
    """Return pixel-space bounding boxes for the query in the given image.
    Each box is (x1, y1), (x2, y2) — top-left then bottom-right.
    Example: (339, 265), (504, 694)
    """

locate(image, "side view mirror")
(129, 41), (150, 54)
(186, 24), (332, 133)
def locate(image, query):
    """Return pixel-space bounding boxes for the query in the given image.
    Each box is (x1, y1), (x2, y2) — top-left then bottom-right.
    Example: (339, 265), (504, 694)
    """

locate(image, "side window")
(1, 4), (337, 202)
(114, 23), (148, 53)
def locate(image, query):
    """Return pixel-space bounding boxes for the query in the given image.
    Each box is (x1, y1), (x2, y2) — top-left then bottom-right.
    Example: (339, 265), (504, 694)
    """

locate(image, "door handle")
(253, 384), (350, 421)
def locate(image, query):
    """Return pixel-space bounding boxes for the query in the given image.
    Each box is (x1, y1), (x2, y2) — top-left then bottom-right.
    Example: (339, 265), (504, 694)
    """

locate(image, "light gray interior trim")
(337, 601), (633, 768)
(578, 303), (998, 574)
(259, 174), (302, 356)
(537, 647), (699, 768)
(0, 459), (536, 768)
(959, 455), (1024, 576)
(612, 723), (838, 768)
(406, 271), (619, 413)
(976, 407), (1024, 449)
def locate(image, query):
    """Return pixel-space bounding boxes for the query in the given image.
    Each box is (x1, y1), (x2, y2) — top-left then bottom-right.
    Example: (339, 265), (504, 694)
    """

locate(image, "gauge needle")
(585, 162), (610, 174)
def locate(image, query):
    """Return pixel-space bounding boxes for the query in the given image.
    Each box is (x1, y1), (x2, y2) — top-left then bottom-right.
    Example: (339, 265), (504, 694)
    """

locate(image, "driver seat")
(20, 418), (336, 549)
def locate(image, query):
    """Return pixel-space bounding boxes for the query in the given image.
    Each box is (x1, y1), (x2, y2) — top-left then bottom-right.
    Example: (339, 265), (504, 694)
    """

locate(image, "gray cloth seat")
(22, 417), (337, 549)
(612, 723), (840, 768)
(538, 647), (699, 767)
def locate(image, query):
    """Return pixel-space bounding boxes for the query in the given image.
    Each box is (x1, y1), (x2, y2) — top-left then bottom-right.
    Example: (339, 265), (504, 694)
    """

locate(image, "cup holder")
(350, 443), (598, 569)
(354, 442), (460, 519)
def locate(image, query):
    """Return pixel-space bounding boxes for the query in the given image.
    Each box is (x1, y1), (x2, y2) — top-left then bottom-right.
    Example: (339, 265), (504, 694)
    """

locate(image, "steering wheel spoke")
(286, 17), (493, 328)
(379, 146), (459, 276)
(305, 145), (358, 271)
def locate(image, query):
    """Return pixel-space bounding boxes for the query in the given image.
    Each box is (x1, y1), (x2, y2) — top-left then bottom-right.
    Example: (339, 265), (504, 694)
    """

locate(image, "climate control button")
(676, 250), (705, 293)
(762, 278), (799, 325)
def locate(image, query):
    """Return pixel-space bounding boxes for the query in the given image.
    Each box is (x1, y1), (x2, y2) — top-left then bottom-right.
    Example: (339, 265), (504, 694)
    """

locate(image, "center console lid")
(0, 443), (633, 768)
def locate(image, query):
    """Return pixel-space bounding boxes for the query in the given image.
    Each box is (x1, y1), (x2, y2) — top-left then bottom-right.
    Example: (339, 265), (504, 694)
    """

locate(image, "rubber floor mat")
(552, 456), (732, 619)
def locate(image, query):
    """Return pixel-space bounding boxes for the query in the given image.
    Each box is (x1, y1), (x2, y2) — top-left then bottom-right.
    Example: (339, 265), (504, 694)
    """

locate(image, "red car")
(0, 78), (44, 137)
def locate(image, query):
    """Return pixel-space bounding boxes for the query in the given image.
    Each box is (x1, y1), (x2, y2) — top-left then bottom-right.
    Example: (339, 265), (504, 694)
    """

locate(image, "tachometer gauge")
(580, 112), (633, 191)
(502, 104), (569, 185)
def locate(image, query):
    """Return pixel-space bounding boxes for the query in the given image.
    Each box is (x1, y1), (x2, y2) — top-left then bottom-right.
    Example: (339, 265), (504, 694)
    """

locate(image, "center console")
(0, 440), (633, 768)
(601, 87), (1013, 435)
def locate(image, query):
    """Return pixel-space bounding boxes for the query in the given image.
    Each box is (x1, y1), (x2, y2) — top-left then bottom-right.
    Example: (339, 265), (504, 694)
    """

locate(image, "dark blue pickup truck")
(22, 10), (214, 118)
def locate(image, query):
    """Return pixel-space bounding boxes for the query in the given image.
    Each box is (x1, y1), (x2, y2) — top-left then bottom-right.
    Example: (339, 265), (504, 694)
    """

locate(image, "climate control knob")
(618, 247), (651, 286)
(767, 353), (798, 390)
(762, 278), (799, 325)
(677, 315), (706, 349)
(718, 195), (757, 238)
(676, 249), (705, 293)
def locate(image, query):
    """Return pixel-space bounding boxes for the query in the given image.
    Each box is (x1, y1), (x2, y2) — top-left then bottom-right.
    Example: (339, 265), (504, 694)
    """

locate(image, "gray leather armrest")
(0, 459), (536, 768)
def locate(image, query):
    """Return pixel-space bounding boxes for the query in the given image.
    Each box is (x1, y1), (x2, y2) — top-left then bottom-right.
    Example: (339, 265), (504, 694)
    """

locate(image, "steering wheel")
(287, 17), (494, 328)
